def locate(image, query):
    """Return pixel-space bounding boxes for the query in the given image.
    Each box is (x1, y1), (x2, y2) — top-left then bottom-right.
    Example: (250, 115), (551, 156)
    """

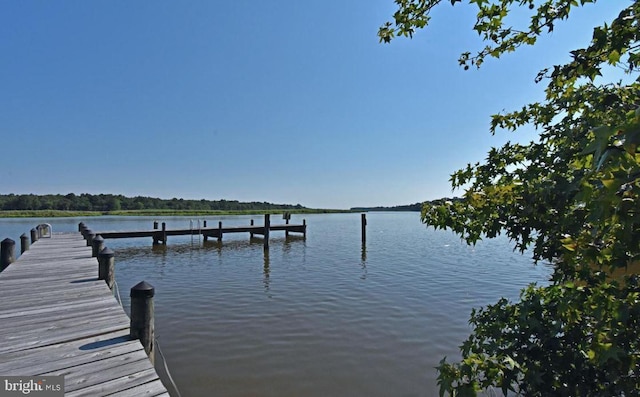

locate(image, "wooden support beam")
(1, 238), (15, 272)
(20, 233), (29, 254)
(130, 281), (155, 365)
(264, 214), (270, 251)
(98, 247), (115, 290)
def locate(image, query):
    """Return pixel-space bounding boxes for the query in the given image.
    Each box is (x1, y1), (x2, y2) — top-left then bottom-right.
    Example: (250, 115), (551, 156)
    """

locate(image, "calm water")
(0, 213), (552, 396)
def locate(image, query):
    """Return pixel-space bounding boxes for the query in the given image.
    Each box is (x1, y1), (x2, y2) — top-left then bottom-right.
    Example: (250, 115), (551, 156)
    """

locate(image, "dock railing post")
(130, 281), (155, 364)
(86, 230), (95, 247)
(98, 247), (115, 289)
(20, 233), (30, 254)
(361, 213), (367, 244)
(92, 235), (105, 257)
(264, 214), (270, 251)
(203, 220), (207, 228)
(153, 221), (158, 230)
(78, 222), (85, 232)
(30, 228), (38, 244)
(1, 238), (16, 272)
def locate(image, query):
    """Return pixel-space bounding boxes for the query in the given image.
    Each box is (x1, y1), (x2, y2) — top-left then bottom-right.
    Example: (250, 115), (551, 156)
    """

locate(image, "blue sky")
(0, 1), (622, 209)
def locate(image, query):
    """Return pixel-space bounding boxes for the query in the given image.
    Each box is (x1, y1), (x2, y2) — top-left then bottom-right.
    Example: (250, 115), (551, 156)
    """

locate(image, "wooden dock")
(88, 214), (306, 249)
(0, 233), (170, 396)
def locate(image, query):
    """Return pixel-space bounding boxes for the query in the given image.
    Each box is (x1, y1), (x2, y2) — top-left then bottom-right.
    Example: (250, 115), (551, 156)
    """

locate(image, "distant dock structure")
(87, 213), (306, 250)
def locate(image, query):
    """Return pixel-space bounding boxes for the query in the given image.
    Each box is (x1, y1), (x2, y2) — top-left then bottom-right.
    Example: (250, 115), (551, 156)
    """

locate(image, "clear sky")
(0, 1), (622, 209)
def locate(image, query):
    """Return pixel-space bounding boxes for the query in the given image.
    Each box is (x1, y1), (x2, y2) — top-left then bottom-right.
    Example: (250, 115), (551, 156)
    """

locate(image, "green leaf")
(608, 49), (621, 65)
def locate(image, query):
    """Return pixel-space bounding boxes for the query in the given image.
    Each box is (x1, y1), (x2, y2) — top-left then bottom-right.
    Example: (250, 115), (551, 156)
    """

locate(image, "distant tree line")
(0, 193), (306, 212)
(351, 198), (461, 212)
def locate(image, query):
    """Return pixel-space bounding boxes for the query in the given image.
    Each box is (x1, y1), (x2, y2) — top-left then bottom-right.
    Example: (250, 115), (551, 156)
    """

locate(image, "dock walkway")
(0, 233), (169, 396)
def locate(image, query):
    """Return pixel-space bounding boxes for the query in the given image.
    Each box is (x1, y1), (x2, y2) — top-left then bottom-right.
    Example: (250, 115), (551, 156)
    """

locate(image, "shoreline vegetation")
(350, 197), (462, 212)
(0, 194), (463, 218)
(0, 193), (354, 218)
(0, 209), (355, 218)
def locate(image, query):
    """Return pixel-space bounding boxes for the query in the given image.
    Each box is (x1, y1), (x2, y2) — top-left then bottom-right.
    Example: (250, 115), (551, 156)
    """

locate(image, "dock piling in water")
(20, 233), (29, 254)
(86, 230), (95, 247)
(98, 247), (115, 289)
(285, 212), (290, 238)
(92, 235), (105, 257)
(130, 281), (155, 365)
(0, 238), (15, 271)
(264, 214), (270, 250)
(361, 213), (367, 243)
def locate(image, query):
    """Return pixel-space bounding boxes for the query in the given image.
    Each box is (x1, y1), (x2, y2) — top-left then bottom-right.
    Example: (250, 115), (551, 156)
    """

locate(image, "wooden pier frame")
(91, 214), (307, 250)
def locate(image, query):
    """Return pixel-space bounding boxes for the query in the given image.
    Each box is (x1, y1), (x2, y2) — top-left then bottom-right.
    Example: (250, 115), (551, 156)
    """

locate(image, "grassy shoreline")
(0, 209), (355, 218)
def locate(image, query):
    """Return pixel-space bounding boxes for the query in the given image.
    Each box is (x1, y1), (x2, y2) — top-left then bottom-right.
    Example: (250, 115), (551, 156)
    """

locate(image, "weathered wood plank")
(67, 368), (159, 397)
(102, 379), (169, 397)
(0, 316), (130, 353)
(41, 353), (152, 392)
(0, 303), (126, 335)
(0, 329), (132, 373)
(0, 294), (118, 318)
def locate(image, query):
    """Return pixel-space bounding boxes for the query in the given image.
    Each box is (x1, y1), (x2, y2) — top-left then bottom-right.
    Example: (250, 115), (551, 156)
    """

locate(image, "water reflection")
(360, 242), (368, 280)
(151, 244), (167, 256)
(263, 250), (270, 295)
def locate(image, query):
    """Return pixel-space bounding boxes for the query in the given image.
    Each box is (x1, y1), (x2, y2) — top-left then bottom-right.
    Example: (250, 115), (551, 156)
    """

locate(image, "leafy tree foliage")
(381, 1), (640, 395)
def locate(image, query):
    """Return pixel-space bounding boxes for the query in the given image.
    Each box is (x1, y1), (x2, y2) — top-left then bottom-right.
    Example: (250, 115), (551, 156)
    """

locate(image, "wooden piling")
(1, 238), (16, 271)
(86, 230), (95, 247)
(264, 214), (270, 250)
(30, 228), (38, 244)
(361, 213), (367, 243)
(92, 235), (105, 257)
(303, 219), (307, 238)
(20, 233), (29, 254)
(78, 222), (86, 232)
(162, 222), (167, 245)
(218, 221), (223, 242)
(250, 219), (254, 238)
(203, 220), (207, 227)
(285, 213), (290, 238)
(153, 221), (158, 230)
(98, 247), (115, 289)
(130, 281), (155, 364)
